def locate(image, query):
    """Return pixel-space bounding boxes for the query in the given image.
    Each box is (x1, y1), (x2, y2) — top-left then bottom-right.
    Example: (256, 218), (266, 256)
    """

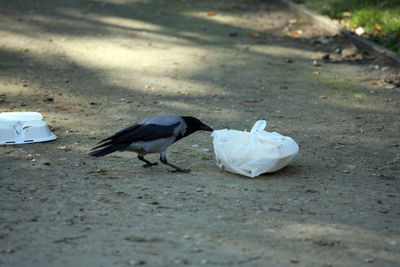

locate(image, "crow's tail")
(89, 143), (130, 157)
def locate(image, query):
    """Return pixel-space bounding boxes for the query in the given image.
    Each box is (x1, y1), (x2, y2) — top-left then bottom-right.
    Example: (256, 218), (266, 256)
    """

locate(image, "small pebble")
(385, 84), (396, 89)
(347, 164), (356, 170)
(342, 45), (359, 56)
(264, 228), (275, 233)
(229, 29), (238, 37)
(354, 53), (363, 61)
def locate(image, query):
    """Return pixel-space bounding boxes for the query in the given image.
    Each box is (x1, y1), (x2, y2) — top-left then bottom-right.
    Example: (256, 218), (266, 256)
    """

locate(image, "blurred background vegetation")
(294, 0), (400, 53)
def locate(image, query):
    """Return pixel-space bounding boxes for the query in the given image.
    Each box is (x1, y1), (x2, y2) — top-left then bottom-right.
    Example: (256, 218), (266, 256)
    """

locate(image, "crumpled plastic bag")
(211, 120), (299, 178)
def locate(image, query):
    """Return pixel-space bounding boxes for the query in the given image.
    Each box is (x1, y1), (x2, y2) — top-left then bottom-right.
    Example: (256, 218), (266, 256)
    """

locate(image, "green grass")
(295, 0), (400, 53)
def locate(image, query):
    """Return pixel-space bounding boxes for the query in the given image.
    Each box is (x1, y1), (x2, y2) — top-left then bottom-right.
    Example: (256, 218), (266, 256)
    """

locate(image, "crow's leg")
(160, 153), (191, 173)
(138, 155), (158, 168)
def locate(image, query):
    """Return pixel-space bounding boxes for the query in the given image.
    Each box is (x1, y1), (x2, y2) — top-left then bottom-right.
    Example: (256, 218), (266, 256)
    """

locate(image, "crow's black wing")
(110, 122), (180, 143)
(96, 124), (142, 144)
(90, 122), (180, 155)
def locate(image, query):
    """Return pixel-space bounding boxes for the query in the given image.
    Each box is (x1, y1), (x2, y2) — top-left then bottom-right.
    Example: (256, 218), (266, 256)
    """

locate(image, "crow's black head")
(182, 116), (213, 136)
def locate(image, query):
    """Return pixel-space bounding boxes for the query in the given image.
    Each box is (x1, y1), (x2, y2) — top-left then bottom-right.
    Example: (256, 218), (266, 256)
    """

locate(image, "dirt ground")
(1, 0), (399, 266)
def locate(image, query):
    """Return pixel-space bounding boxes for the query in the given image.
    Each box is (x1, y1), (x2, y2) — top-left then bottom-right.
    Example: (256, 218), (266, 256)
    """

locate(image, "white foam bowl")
(0, 112), (57, 145)
(0, 112), (43, 121)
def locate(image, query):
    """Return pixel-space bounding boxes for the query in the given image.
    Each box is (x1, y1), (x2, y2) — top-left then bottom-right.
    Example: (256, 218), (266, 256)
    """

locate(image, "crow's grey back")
(141, 115), (183, 126)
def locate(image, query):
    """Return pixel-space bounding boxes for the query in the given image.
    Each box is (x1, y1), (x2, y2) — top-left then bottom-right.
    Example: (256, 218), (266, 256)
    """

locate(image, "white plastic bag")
(211, 120), (299, 178)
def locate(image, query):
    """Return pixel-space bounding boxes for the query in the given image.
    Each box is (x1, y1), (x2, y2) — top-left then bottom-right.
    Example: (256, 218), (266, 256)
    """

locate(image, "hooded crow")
(89, 115), (213, 173)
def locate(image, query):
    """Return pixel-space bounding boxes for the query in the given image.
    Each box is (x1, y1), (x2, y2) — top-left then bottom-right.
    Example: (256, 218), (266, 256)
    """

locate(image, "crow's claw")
(169, 168), (191, 173)
(142, 162), (158, 168)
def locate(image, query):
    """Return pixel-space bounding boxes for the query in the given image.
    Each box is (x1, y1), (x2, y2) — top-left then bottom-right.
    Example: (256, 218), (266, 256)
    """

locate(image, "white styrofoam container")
(0, 112), (57, 145)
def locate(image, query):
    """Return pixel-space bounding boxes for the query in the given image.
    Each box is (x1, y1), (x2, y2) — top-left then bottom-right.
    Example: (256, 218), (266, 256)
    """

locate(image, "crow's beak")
(201, 124), (213, 132)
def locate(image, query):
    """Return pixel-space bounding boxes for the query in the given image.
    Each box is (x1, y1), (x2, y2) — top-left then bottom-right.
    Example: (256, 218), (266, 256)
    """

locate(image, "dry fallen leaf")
(249, 32), (261, 39)
(291, 29), (303, 35)
(206, 12), (216, 16)
(371, 81), (379, 86)
(56, 105), (71, 111)
(313, 60), (321, 67)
